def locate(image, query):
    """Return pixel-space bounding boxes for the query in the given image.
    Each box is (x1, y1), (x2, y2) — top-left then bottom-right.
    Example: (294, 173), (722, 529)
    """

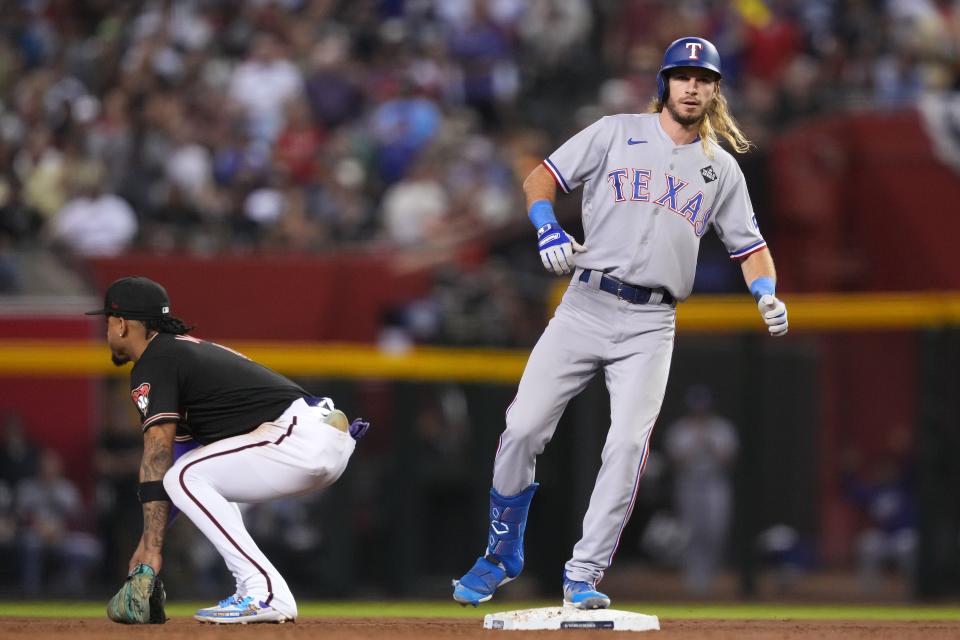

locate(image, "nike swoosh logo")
(627, 138), (647, 145)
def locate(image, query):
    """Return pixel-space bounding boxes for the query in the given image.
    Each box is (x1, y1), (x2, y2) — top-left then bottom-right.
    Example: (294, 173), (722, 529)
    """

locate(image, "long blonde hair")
(649, 86), (752, 157)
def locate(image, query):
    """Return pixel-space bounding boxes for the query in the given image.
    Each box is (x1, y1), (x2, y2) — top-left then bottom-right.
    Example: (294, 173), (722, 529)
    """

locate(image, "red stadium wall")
(0, 316), (100, 494)
(84, 253), (433, 342)
(771, 110), (960, 292)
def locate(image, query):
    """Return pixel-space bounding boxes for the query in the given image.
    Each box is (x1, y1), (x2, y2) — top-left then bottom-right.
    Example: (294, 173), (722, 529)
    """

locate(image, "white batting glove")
(536, 223), (586, 276)
(757, 294), (788, 337)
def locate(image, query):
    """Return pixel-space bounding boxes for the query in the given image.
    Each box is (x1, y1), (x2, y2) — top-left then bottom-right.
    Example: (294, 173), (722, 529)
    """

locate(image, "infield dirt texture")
(2, 603), (960, 639)
(3, 617), (960, 639)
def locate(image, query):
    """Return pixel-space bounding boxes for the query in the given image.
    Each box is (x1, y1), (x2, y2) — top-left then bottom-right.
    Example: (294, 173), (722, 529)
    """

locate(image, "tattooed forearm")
(140, 431), (173, 482)
(140, 423), (175, 554)
(142, 500), (170, 552)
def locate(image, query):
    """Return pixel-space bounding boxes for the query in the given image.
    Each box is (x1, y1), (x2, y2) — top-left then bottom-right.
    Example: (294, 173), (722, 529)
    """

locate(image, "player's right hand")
(537, 223), (586, 275)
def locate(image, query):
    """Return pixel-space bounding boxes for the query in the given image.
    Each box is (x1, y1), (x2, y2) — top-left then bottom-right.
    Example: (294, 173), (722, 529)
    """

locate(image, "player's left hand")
(128, 538), (163, 574)
(537, 223), (586, 276)
(349, 417), (371, 440)
(757, 294), (788, 336)
(107, 563), (168, 624)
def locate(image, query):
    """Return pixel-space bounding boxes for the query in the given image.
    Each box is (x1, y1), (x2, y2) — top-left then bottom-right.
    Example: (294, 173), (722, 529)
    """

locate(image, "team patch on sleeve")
(131, 383), (151, 416)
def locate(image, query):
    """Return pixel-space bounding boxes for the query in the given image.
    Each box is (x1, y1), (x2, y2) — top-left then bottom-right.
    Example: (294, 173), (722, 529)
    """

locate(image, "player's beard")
(665, 97), (706, 127)
(111, 351), (131, 366)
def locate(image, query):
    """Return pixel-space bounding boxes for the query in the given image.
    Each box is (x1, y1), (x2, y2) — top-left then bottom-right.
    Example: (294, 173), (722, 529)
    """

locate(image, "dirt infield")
(2, 617), (960, 639)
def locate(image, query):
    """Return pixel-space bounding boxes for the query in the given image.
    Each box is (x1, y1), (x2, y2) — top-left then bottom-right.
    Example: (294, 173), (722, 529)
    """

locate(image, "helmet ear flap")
(657, 71), (669, 103)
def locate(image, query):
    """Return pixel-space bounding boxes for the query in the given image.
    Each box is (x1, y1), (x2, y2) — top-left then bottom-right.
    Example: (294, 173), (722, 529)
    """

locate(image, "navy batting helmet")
(656, 37), (722, 102)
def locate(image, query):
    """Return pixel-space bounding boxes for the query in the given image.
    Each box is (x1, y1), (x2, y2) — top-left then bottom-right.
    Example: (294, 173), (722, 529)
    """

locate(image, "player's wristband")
(138, 480), (170, 503)
(749, 276), (776, 302)
(528, 199), (558, 230)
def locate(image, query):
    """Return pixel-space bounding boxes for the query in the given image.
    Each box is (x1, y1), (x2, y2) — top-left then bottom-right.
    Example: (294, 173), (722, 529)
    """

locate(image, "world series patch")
(700, 165), (717, 183)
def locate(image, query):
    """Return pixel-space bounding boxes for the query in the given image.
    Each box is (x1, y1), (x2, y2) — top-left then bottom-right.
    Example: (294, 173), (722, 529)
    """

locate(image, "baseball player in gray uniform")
(453, 37), (788, 609)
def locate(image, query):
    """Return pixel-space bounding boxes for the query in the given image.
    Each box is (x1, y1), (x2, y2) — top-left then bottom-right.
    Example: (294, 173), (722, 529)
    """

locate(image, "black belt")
(578, 269), (675, 306)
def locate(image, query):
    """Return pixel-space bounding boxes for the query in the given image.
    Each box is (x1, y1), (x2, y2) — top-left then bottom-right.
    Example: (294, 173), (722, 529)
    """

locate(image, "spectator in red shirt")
(274, 98), (326, 187)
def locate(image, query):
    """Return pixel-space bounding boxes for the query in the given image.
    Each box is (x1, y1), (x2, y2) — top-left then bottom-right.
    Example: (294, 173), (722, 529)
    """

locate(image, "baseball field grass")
(1, 600), (959, 620)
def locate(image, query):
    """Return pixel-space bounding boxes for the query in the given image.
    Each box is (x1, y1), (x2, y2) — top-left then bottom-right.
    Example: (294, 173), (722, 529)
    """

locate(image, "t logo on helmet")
(685, 42), (703, 59)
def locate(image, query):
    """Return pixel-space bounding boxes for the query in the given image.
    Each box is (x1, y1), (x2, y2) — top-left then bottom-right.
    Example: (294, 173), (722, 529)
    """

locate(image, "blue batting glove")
(537, 223), (585, 276)
(349, 418), (371, 441)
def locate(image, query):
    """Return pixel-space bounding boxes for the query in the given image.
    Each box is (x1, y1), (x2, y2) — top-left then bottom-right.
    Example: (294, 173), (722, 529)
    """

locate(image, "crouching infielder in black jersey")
(88, 276), (370, 624)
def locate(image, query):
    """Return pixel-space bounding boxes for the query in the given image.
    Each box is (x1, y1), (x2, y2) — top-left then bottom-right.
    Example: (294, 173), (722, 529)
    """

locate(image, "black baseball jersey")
(129, 333), (309, 445)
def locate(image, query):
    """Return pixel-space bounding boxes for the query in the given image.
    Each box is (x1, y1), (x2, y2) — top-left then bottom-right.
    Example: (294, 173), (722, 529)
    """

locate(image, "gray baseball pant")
(492, 270), (676, 584)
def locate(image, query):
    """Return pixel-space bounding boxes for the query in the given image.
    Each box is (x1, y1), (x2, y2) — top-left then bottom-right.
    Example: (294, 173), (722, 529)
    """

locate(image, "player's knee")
(501, 422), (549, 455)
(606, 433), (647, 458)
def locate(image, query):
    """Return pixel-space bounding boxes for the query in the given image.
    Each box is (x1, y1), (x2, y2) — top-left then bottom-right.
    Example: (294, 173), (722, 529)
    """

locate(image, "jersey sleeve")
(130, 356), (181, 431)
(543, 117), (613, 194)
(710, 160), (767, 260)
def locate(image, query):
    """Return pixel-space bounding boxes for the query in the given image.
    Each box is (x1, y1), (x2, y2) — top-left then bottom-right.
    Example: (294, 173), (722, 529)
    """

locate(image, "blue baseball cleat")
(452, 483), (538, 606)
(194, 595), (294, 624)
(452, 556), (511, 606)
(562, 573), (611, 610)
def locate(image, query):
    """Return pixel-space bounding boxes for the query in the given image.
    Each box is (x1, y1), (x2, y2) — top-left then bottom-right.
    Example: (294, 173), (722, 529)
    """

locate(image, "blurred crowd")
(1, 0), (958, 264)
(0, 413), (102, 595)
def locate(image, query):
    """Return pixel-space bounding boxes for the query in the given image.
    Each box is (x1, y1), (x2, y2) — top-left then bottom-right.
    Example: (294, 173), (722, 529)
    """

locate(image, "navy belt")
(579, 269), (675, 306)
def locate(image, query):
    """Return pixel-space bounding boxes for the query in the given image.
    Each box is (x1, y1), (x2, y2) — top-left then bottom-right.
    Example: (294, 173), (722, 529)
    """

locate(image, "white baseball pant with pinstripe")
(163, 398), (355, 618)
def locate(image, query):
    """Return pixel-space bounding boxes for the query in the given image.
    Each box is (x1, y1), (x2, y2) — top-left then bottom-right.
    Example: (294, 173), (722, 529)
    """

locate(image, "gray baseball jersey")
(542, 113), (765, 300)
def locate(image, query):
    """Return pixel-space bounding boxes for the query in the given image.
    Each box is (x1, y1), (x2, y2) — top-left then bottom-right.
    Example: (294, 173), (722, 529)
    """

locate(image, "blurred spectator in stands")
(86, 88), (133, 193)
(517, 0), (592, 79)
(740, 0), (803, 84)
(370, 76), (441, 184)
(410, 387), (472, 573)
(16, 449), (101, 595)
(841, 425), (918, 596)
(0, 473), (15, 583)
(443, 133), (515, 230)
(444, 0), (520, 130)
(164, 117), (215, 216)
(93, 383), (142, 585)
(46, 159), (138, 256)
(874, 49), (924, 107)
(665, 385), (739, 596)
(17, 126), (69, 222)
(306, 140), (376, 245)
(304, 31), (364, 130)
(380, 157), (449, 247)
(0, 413), (39, 489)
(772, 55), (825, 125)
(0, 177), (24, 290)
(240, 173), (285, 246)
(756, 523), (817, 595)
(274, 97), (326, 187)
(228, 32), (303, 144)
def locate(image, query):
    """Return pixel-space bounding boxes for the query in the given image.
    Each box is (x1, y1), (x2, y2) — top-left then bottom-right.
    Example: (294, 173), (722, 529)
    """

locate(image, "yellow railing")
(0, 341), (531, 381)
(2, 292), (958, 380)
(676, 291), (960, 331)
